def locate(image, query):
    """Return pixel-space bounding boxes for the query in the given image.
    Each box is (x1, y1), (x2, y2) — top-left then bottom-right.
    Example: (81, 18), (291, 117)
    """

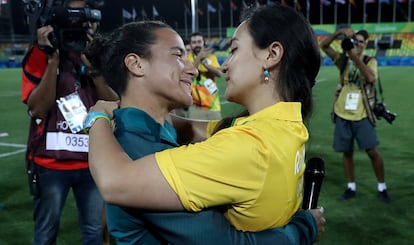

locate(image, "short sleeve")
(155, 126), (268, 212)
(367, 57), (378, 81)
(21, 46), (48, 103)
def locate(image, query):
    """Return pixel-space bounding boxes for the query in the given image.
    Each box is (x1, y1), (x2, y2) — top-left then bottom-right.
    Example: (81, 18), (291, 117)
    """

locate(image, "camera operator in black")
(320, 28), (391, 203)
(21, 0), (118, 244)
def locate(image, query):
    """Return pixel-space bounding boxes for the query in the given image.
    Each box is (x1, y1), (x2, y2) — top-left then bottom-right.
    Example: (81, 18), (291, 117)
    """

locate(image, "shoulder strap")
(364, 55), (385, 102)
(362, 55), (371, 64)
(376, 74), (384, 103)
(339, 52), (348, 75)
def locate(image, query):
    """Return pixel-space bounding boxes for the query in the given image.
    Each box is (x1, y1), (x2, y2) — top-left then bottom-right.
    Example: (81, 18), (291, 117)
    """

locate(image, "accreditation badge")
(56, 91), (88, 133)
(344, 92), (360, 111)
(203, 78), (218, 95)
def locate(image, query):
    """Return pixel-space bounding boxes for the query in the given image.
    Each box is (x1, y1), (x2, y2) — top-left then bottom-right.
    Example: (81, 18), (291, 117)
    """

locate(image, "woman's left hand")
(89, 100), (120, 118)
(309, 207), (326, 242)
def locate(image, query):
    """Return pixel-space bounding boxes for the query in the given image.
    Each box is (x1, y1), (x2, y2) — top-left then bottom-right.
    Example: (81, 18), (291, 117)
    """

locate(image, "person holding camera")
(320, 28), (391, 203)
(21, 0), (118, 244)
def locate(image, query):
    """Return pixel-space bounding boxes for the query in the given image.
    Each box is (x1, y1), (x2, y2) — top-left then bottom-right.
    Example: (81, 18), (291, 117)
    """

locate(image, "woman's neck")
(244, 84), (281, 115)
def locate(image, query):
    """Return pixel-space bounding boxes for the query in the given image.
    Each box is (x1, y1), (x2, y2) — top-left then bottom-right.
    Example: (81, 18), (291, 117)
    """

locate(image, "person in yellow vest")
(320, 28), (391, 203)
(188, 32), (223, 119)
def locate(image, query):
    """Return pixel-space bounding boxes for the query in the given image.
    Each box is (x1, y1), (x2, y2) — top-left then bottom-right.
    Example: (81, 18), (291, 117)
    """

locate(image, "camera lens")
(341, 38), (354, 51)
(374, 103), (397, 124)
(383, 111), (396, 124)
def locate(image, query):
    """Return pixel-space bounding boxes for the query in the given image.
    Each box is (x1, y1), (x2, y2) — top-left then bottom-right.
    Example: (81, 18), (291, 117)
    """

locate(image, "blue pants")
(32, 165), (104, 245)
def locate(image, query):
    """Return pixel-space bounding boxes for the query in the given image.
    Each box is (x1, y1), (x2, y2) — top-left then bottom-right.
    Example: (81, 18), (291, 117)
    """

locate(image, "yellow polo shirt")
(155, 102), (307, 231)
(333, 53), (378, 121)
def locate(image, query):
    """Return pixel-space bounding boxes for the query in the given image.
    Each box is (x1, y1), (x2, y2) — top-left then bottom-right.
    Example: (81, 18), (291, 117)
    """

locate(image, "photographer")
(320, 28), (391, 203)
(21, 0), (118, 244)
(187, 32), (223, 120)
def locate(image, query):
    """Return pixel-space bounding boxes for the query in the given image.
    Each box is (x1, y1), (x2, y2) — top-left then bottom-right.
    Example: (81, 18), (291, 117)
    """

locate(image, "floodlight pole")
(191, 0), (199, 33)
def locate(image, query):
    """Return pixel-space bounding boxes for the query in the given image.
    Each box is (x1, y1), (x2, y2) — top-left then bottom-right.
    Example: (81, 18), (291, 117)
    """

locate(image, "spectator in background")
(187, 32), (223, 120)
(21, 0), (118, 244)
(319, 28), (391, 203)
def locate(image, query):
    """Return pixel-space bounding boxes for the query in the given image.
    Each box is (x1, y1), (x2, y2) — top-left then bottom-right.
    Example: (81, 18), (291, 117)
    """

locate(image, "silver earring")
(264, 69), (270, 82)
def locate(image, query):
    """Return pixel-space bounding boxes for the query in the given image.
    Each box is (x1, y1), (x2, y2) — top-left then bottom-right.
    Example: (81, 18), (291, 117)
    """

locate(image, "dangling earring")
(263, 69), (270, 82)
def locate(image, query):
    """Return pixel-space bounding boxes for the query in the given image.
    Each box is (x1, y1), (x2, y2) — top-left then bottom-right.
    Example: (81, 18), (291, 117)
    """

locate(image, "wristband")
(83, 111), (111, 134)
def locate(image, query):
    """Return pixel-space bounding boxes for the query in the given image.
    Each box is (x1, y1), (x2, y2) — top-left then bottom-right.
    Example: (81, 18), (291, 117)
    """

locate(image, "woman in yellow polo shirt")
(87, 4), (321, 233)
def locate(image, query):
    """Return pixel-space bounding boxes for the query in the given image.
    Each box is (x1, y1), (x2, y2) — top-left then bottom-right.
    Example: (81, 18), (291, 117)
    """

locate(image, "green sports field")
(1, 66), (413, 244)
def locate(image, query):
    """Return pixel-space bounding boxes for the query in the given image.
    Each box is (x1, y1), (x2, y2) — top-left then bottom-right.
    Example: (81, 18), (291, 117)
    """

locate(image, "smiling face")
(221, 21), (267, 106)
(143, 28), (198, 110)
(190, 34), (204, 55)
(354, 33), (367, 56)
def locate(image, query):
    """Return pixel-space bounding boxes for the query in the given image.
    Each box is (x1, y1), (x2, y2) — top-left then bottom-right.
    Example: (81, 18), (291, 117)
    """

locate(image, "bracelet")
(83, 111), (111, 134)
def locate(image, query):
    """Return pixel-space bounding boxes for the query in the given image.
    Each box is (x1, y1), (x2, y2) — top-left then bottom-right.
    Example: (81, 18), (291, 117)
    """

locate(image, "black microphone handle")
(302, 157), (325, 210)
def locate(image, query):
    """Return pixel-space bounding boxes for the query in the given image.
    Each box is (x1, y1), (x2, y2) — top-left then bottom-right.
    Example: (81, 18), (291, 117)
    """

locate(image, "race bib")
(56, 91), (88, 133)
(46, 132), (89, 152)
(345, 92), (360, 111)
(203, 78), (218, 95)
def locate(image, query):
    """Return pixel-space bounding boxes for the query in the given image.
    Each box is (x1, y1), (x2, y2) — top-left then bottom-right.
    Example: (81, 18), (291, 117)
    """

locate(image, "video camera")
(22, 0), (104, 52)
(42, 6), (102, 52)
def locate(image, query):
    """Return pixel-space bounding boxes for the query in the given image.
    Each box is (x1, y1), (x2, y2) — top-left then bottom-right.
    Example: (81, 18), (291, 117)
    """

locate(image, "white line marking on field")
(0, 142), (27, 158)
(0, 142), (26, 148)
(0, 148), (26, 158)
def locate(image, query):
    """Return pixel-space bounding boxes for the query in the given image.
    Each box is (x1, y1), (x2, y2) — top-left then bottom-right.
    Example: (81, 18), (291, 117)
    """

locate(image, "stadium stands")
(316, 33), (414, 66)
(1, 32), (414, 68)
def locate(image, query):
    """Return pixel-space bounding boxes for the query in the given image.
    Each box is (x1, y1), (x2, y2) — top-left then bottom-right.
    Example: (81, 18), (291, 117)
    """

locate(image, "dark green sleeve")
(114, 117), (318, 245)
(136, 208), (317, 245)
(224, 210), (317, 245)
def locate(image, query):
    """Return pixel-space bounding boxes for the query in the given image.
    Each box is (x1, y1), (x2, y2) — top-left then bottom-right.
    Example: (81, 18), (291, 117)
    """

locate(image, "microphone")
(302, 157), (325, 210)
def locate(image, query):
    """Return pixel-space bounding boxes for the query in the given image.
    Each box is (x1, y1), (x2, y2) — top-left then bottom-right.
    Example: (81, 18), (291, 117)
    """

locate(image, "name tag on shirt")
(56, 91), (88, 133)
(204, 78), (218, 95)
(46, 132), (89, 152)
(345, 92), (360, 111)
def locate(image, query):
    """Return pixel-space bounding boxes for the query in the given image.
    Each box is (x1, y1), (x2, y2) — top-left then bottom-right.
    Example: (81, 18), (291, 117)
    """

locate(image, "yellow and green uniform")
(156, 102), (307, 231)
(333, 53), (378, 121)
(188, 53), (221, 112)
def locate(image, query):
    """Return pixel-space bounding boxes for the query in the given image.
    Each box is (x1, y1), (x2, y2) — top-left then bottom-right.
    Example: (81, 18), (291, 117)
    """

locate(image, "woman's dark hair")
(245, 4), (320, 119)
(85, 21), (171, 96)
(213, 4), (320, 134)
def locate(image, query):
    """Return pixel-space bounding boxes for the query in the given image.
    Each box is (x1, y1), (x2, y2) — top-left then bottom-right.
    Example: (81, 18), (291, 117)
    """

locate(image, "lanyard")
(348, 61), (360, 87)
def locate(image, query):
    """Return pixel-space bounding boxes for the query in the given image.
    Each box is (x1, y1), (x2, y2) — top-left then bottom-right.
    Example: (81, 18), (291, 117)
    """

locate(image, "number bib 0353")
(46, 132), (89, 152)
